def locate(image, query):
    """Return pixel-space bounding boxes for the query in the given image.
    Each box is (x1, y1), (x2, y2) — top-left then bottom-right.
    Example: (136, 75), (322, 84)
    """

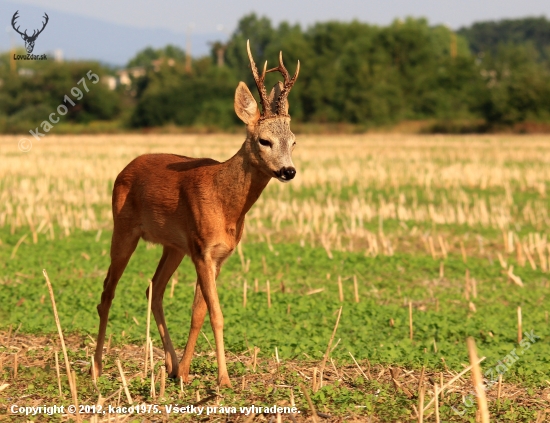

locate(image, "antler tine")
(275, 59), (300, 116)
(35, 13), (49, 37)
(265, 52), (287, 81)
(11, 11), (25, 36)
(246, 40), (272, 117)
(293, 60), (301, 81)
(278, 51), (291, 83)
(261, 61), (267, 80)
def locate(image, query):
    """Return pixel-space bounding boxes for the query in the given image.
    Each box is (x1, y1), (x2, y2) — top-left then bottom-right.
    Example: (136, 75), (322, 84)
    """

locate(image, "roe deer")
(92, 41), (300, 386)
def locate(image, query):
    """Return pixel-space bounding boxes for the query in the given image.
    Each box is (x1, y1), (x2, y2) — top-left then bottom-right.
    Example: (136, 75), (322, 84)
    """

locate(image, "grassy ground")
(0, 134), (549, 421)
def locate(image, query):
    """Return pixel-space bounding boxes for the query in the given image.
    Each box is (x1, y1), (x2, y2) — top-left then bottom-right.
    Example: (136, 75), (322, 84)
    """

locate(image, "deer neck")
(215, 140), (271, 224)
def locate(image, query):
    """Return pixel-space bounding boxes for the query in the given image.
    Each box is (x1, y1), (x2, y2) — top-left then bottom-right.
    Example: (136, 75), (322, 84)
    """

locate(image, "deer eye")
(259, 138), (272, 148)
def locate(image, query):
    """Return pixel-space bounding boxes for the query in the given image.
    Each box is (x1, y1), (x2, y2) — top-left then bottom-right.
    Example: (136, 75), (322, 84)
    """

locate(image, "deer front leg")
(189, 258), (231, 387)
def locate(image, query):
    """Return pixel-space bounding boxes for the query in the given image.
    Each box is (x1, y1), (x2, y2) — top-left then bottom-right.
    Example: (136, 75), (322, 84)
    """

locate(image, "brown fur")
(92, 59), (298, 387)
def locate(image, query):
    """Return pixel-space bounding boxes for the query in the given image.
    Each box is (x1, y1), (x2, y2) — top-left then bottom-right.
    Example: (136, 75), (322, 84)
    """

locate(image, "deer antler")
(246, 40), (272, 118)
(11, 11), (26, 37)
(247, 40), (300, 118)
(266, 51), (300, 116)
(33, 13), (49, 39)
(11, 11), (49, 41)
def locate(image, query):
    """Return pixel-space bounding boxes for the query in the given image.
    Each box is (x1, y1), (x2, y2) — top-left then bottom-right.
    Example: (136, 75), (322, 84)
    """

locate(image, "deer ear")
(234, 82), (260, 125)
(268, 81), (288, 115)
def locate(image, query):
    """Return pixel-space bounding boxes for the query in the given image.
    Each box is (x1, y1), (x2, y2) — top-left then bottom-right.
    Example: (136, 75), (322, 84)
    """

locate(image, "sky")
(2, 0), (549, 65)
(7, 0), (550, 33)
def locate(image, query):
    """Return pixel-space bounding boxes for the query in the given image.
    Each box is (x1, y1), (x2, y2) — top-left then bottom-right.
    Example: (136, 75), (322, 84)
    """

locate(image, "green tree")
(458, 17), (550, 61)
(0, 54), (121, 132)
(476, 44), (550, 125)
(130, 58), (238, 128)
(125, 14), (550, 130)
(127, 45), (186, 68)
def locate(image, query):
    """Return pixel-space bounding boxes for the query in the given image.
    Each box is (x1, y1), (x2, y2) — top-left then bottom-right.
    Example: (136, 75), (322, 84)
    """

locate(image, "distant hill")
(457, 17), (550, 60)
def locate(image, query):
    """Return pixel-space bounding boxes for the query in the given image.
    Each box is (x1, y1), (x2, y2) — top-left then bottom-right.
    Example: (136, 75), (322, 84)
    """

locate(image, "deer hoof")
(218, 375), (232, 387)
(89, 362), (102, 378)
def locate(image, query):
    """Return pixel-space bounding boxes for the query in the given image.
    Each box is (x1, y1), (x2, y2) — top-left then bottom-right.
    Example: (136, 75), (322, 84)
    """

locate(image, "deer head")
(12, 11), (49, 54)
(234, 40), (300, 182)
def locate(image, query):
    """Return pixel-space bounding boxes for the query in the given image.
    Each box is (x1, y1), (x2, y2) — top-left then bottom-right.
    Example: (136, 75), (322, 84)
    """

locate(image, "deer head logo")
(11, 11), (49, 54)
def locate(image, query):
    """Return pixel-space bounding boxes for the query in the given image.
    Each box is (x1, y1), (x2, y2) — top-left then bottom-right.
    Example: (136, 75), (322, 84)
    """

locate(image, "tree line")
(1, 14), (550, 133)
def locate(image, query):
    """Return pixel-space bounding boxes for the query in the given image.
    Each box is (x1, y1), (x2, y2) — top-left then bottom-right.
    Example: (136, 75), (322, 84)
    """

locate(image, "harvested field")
(1, 134), (549, 421)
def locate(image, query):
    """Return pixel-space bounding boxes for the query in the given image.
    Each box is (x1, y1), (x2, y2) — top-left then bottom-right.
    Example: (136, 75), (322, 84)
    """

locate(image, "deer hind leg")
(147, 246), (184, 377)
(177, 280), (207, 382)
(93, 228), (139, 377)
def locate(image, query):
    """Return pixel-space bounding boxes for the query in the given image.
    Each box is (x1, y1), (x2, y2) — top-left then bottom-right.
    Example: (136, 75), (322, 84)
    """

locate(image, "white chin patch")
(276, 176), (291, 183)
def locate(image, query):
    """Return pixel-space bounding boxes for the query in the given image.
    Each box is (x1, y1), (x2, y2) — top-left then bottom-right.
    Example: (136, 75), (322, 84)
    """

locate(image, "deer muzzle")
(277, 166), (296, 182)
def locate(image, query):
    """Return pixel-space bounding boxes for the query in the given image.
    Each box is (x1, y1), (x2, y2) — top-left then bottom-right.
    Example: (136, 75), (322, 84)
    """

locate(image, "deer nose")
(280, 167), (296, 180)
